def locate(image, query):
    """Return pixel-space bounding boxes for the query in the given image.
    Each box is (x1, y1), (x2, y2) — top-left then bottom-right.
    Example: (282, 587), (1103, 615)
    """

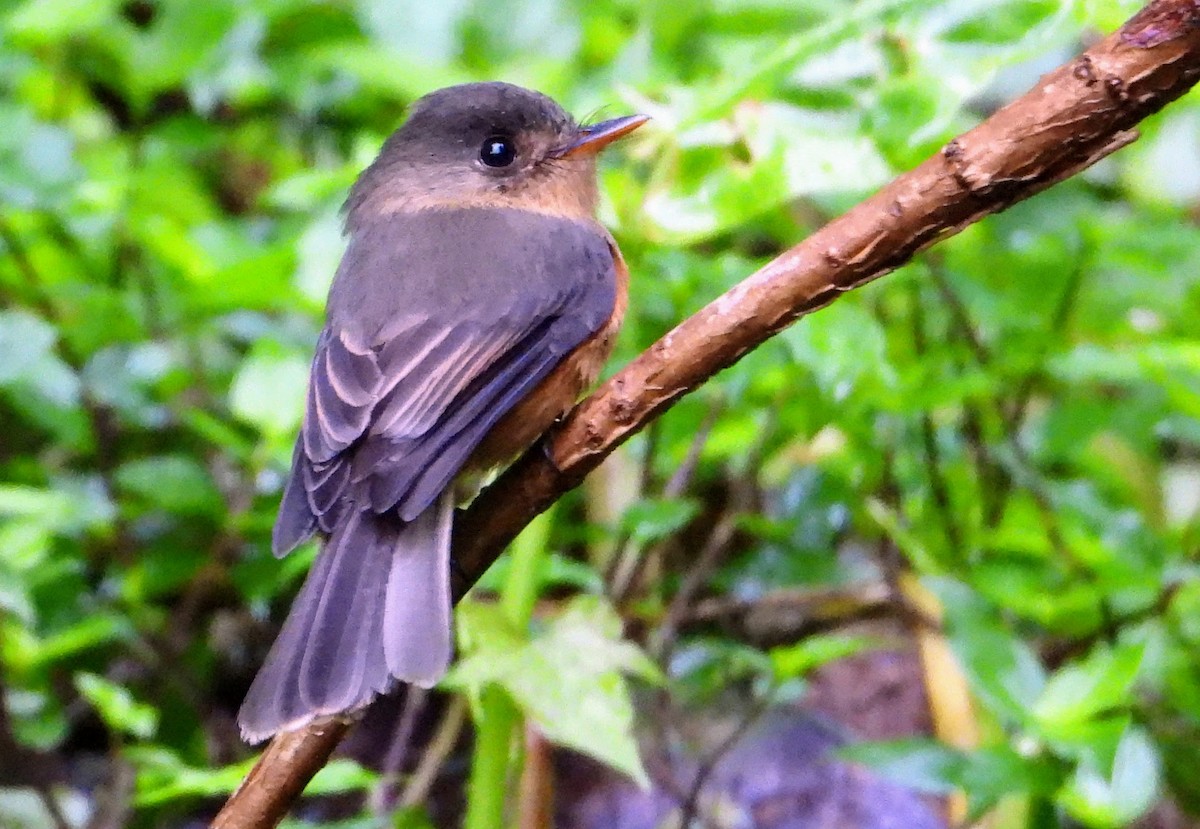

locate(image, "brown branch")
(210, 3), (1200, 826)
(212, 719), (351, 828)
(515, 726), (555, 829)
(678, 582), (903, 647)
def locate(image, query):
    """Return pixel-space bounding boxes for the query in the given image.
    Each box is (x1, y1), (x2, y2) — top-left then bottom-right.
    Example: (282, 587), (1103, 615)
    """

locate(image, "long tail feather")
(238, 493), (454, 744)
(384, 493), (453, 684)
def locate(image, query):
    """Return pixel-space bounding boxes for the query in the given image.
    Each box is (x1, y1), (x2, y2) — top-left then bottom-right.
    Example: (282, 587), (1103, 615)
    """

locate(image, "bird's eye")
(479, 135), (517, 168)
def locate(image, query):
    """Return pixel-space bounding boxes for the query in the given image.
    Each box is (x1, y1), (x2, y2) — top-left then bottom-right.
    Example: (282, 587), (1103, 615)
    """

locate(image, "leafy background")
(2, 0), (1199, 827)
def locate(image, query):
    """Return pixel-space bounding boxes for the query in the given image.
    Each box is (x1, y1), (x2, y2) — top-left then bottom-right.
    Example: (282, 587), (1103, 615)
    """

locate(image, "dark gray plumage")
(238, 208), (616, 742)
(238, 82), (644, 744)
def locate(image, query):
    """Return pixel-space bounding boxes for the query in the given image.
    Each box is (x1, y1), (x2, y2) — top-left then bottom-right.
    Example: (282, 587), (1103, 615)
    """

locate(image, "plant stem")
(462, 508), (554, 829)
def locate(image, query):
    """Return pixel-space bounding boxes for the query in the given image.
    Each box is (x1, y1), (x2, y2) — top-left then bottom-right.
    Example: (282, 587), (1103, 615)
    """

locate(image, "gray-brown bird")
(238, 82), (647, 742)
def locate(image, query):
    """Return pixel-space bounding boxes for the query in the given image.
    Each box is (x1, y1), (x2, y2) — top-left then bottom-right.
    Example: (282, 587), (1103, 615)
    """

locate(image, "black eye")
(479, 135), (517, 168)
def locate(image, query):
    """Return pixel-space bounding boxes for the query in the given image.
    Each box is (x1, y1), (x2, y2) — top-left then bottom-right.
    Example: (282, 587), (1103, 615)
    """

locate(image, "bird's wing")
(272, 207), (616, 555)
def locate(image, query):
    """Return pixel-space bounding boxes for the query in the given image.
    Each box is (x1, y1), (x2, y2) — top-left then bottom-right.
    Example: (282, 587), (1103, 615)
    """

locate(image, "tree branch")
(213, 719), (350, 828)
(211, 2), (1200, 826)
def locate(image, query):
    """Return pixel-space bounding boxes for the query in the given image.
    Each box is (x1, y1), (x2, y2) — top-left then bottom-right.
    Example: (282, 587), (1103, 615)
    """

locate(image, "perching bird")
(238, 82), (647, 743)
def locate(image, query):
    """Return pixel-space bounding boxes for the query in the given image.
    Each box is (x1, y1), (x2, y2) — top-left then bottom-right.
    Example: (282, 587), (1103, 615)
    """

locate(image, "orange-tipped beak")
(553, 114), (650, 158)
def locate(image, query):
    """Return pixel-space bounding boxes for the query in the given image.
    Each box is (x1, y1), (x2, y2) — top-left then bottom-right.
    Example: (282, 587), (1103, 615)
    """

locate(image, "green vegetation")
(2, 0), (1198, 827)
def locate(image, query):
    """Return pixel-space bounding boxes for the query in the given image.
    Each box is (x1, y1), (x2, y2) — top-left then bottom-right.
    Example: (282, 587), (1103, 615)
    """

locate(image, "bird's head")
(347, 82), (648, 223)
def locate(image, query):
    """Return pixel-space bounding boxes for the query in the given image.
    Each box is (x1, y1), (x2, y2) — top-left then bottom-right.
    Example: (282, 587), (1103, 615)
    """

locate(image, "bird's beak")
(552, 114), (650, 158)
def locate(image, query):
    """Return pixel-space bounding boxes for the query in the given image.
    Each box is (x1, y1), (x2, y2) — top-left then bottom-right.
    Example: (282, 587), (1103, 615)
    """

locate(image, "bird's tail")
(238, 492), (453, 744)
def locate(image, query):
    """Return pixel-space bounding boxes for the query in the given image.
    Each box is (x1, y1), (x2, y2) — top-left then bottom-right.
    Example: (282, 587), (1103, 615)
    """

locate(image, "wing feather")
(273, 207), (616, 553)
(323, 333), (380, 407)
(302, 332), (381, 464)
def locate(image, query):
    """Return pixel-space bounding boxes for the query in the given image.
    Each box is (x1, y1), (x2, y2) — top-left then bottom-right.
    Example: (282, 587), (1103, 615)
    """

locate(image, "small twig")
(0, 216), (59, 321)
(84, 756), (135, 829)
(1042, 581), (1182, 668)
(925, 258), (991, 367)
(958, 400), (1009, 527)
(610, 401), (753, 607)
(908, 280), (966, 560)
(398, 696), (468, 809)
(515, 725), (554, 829)
(371, 688), (429, 814)
(638, 418), (662, 495)
(679, 582), (924, 643)
(676, 691), (775, 829)
(37, 788), (72, 829)
(652, 511), (740, 661)
(1006, 258), (1089, 433)
(662, 397), (724, 499)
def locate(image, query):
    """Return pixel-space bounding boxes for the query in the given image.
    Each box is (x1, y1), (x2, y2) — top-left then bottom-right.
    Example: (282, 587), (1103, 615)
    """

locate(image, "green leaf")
(867, 75), (956, 168)
(228, 342), (310, 438)
(130, 748), (252, 807)
(0, 310), (79, 408)
(669, 638), (775, 704)
(957, 746), (1065, 822)
(2, 685), (68, 750)
(478, 551), (604, 596)
(941, 0), (1063, 44)
(75, 672), (158, 739)
(838, 738), (965, 795)
(642, 147), (793, 243)
(934, 580), (1046, 724)
(24, 614), (132, 670)
(682, 0), (931, 125)
(448, 596), (658, 787)
(739, 102), (891, 197)
(129, 1), (238, 97)
(769, 633), (875, 680)
(294, 207), (348, 305)
(115, 454), (222, 515)
(619, 497), (700, 547)
(1033, 641), (1145, 737)
(785, 300), (895, 404)
(1058, 726), (1160, 828)
(0, 486), (73, 523)
(130, 748), (374, 807)
(6, 0), (120, 39)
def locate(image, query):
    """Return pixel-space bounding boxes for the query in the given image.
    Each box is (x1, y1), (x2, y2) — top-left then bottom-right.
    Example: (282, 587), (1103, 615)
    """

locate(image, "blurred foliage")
(2, 0), (1199, 827)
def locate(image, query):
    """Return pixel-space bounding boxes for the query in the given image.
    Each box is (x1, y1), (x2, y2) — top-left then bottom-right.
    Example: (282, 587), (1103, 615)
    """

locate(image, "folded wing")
(273, 206), (617, 554)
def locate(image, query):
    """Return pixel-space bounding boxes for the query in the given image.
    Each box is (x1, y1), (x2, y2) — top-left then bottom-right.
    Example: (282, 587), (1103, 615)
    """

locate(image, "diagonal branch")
(211, 2), (1200, 826)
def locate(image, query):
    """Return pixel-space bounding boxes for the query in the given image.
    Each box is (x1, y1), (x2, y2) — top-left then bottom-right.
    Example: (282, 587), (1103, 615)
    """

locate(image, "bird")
(237, 82), (647, 743)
